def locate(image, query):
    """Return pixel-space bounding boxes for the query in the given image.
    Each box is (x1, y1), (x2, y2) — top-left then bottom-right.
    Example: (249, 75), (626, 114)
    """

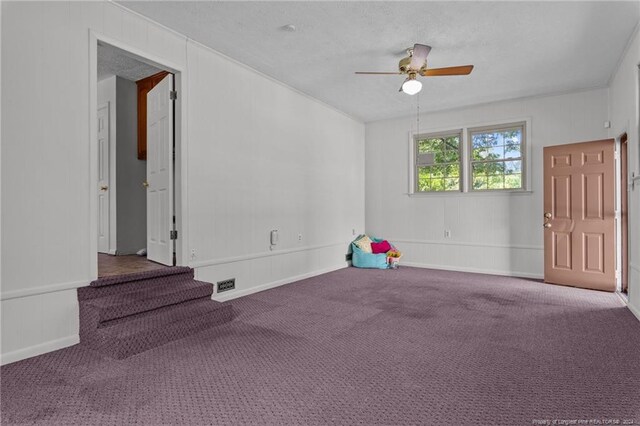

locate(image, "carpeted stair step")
(88, 299), (234, 359)
(88, 266), (194, 288)
(83, 280), (214, 322)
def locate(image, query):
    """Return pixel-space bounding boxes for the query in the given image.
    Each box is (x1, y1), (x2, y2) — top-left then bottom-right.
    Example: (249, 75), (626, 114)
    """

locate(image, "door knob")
(142, 181), (149, 188)
(544, 212), (552, 219)
(100, 185), (108, 191)
(543, 222), (552, 229)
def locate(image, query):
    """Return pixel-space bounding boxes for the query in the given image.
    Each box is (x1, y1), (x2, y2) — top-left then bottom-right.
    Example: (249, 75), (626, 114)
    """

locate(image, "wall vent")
(217, 278), (235, 293)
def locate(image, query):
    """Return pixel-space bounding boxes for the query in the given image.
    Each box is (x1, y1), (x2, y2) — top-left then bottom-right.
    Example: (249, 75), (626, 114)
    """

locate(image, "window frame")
(413, 130), (464, 193)
(467, 121), (527, 192)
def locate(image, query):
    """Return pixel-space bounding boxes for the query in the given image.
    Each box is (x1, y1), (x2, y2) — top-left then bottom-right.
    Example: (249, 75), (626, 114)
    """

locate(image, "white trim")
(407, 190), (534, 197)
(108, 249), (117, 256)
(408, 117), (533, 194)
(89, 30), (189, 275)
(212, 263), (348, 302)
(190, 241), (351, 269)
(400, 261), (544, 280)
(390, 238), (543, 251)
(628, 302), (640, 323)
(1, 335), (79, 366)
(0, 280), (88, 301)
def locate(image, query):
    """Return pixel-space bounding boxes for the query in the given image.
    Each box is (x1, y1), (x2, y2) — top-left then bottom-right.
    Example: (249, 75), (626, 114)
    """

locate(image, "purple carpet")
(78, 267), (233, 359)
(2, 266), (639, 425)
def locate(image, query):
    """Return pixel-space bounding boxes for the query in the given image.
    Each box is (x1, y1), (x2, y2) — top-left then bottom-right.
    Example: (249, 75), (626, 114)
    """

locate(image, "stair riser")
(89, 305), (234, 359)
(88, 267), (194, 288)
(78, 272), (195, 301)
(95, 286), (213, 322)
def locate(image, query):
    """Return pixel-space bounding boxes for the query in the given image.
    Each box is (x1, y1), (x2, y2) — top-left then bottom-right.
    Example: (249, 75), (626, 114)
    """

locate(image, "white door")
(146, 74), (175, 265)
(97, 104), (110, 254)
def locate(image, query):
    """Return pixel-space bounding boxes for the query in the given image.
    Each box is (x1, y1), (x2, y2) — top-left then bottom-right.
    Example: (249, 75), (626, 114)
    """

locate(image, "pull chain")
(416, 92), (420, 138)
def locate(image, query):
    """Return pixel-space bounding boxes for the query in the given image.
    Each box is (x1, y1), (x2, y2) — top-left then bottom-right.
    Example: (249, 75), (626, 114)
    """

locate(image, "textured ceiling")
(118, 1), (639, 122)
(98, 43), (164, 82)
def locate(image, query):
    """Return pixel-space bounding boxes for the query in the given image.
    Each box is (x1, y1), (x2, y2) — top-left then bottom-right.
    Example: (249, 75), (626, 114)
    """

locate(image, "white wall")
(115, 76), (146, 255)
(609, 23), (640, 319)
(0, 1), (364, 364)
(186, 41), (364, 298)
(365, 88), (610, 278)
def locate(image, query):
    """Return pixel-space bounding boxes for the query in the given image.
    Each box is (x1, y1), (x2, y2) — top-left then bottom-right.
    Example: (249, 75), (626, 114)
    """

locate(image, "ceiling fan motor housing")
(399, 56), (426, 74)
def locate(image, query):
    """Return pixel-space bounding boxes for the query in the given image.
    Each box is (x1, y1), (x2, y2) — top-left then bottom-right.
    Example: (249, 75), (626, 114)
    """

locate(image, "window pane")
(444, 149), (460, 163)
(472, 133), (498, 149)
(431, 178), (445, 191)
(444, 178), (459, 191)
(472, 127), (522, 161)
(504, 144), (521, 159)
(505, 160), (522, 174)
(505, 174), (522, 189)
(471, 124), (523, 190)
(473, 176), (487, 190)
(488, 175), (504, 189)
(430, 165), (445, 178)
(444, 164), (459, 178)
(416, 133), (461, 192)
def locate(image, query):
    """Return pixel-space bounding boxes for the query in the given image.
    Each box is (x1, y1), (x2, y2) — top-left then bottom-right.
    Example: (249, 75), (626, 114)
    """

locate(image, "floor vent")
(217, 278), (236, 293)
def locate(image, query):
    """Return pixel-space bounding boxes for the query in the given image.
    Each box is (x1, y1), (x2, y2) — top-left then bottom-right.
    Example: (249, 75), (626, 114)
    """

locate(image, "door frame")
(88, 30), (188, 279)
(616, 133), (629, 293)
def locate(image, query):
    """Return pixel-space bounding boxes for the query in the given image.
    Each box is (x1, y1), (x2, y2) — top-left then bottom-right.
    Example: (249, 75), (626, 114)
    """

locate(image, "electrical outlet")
(217, 278), (235, 293)
(444, 229), (452, 238)
(190, 249), (197, 260)
(298, 233), (303, 241)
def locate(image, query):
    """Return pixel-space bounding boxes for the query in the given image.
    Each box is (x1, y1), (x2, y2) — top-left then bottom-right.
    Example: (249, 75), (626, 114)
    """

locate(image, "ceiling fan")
(355, 44), (474, 95)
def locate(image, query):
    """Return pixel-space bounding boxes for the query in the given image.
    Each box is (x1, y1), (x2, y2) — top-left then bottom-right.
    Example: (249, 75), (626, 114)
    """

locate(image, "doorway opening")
(91, 37), (183, 278)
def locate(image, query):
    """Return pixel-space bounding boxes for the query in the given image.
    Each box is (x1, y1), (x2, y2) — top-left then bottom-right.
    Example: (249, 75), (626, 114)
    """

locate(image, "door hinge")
(170, 90), (177, 100)
(170, 230), (178, 240)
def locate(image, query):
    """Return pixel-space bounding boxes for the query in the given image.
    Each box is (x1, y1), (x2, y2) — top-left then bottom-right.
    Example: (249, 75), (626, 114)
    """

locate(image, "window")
(415, 131), (462, 192)
(410, 121), (528, 194)
(468, 122), (525, 191)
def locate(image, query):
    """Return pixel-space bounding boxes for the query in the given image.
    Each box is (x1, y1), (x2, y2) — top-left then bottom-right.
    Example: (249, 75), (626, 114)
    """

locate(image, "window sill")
(407, 190), (533, 197)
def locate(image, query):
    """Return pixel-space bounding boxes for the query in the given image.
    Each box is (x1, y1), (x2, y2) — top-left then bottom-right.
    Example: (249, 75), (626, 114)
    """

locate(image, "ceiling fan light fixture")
(402, 77), (422, 95)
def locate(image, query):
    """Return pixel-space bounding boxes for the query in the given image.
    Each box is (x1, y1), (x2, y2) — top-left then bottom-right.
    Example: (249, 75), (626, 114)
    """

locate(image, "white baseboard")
(1, 279), (87, 301)
(401, 261), (544, 280)
(212, 263), (348, 302)
(628, 302), (640, 322)
(1, 334), (79, 366)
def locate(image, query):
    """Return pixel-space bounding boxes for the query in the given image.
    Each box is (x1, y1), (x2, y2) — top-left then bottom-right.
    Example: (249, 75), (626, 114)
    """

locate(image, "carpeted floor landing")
(2, 266), (639, 425)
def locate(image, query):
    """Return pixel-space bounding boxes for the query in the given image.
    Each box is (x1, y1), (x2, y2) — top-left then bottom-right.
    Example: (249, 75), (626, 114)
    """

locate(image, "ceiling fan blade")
(420, 65), (474, 77)
(410, 44), (431, 70)
(355, 71), (403, 75)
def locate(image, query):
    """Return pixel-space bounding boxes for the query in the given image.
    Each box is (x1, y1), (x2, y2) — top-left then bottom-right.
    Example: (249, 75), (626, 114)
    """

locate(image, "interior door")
(146, 74), (174, 266)
(543, 139), (616, 291)
(97, 104), (110, 254)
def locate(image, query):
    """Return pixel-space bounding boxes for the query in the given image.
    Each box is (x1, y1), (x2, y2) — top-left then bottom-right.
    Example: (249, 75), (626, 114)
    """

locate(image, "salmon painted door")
(543, 139), (615, 291)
